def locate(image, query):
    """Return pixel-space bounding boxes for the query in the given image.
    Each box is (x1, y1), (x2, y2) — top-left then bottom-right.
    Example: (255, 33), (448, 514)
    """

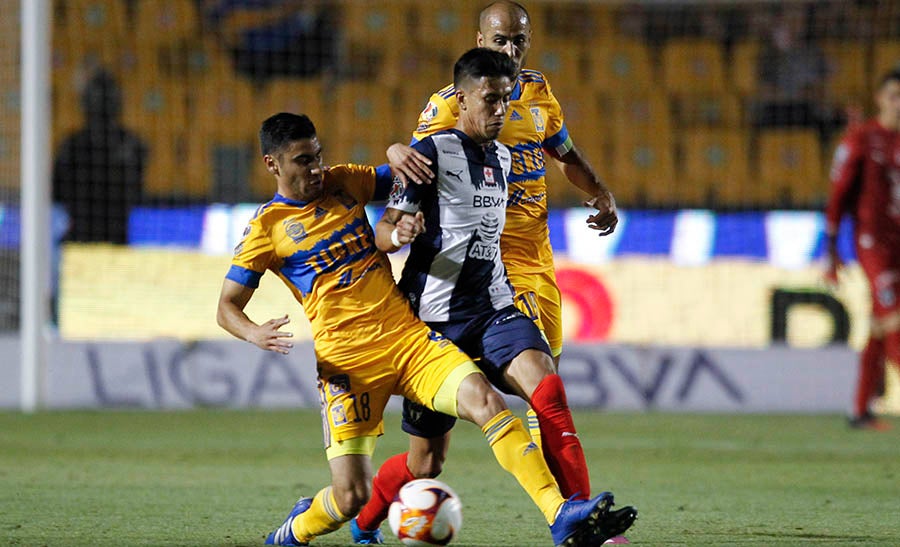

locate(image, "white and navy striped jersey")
(387, 129), (515, 323)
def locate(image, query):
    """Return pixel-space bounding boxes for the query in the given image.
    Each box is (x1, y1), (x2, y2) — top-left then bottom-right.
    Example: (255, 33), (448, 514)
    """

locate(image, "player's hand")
(584, 189), (618, 236)
(246, 314), (294, 354)
(824, 244), (843, 288)
(394, 212), (426, 245)
(387, 143), (434, 186)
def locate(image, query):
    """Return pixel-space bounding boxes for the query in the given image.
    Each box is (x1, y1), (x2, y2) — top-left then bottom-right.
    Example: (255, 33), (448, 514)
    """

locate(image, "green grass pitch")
(1, 410), (898, 546)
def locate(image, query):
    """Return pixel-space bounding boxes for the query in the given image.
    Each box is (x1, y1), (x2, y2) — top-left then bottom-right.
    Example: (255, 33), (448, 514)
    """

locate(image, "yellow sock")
(526, 407), (543, 450)
(482, 409), (564, 524)
(290, 486), (348, 542)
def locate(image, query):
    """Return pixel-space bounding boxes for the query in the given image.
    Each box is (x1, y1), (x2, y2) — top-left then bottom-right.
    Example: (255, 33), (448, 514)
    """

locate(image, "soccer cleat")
(265, 497), (312, 546)
(848, 412), (892, 431)
(590, 503), (638, 544)
(550, 492), (614, 547)
(349, 517), (385, 544)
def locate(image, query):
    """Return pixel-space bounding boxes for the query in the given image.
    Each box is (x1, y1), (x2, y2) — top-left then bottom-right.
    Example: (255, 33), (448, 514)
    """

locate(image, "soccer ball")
(388, 478), (463, 546)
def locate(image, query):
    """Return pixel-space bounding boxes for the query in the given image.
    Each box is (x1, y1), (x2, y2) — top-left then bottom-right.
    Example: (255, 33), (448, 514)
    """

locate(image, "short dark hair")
(879, 68), (900, 89)
(453, 48), (518, 89)
(259, 112), (317, 156)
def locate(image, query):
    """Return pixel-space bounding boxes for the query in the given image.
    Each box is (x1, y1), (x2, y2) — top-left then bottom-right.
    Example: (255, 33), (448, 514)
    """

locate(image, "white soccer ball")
(387, 478), (463, 546)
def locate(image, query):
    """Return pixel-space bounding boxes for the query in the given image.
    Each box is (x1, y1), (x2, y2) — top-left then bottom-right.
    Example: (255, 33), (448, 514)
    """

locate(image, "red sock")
(531, 374), (591, 500)
(355, 452), (414, 531)
(855, 336), (885, 418)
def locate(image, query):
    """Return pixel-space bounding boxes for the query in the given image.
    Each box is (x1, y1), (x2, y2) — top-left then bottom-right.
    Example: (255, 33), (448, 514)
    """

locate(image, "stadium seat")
(339, 0), (412, 51)
(257, 78), (325, 122)
(662, 39), (727, 95)
(821, 41), (868, 104)
(539, 3), (616, 47)
(191, 74), (257, 142)
(610, 93), (673, 144)
(557, 87), (606, 164)
(328, 82), (398, 163)
(531, 45), (584, 92)
(680, 129), (751, 207)
(611, 132), (676, 207)
(142, 130), (180, 197)
(122, 79), (189, 137)
(873, 41), (900, 84)
(730, 41), (761, 97)
(672, 93), (744, 128)
(757, 129), (825, 207)
(60, 0), (127, 53)
(413, 1), (481, 58)
(588, 40), (655, 94)
(380, 46), (449, 90)
(134, 0), (200, 50)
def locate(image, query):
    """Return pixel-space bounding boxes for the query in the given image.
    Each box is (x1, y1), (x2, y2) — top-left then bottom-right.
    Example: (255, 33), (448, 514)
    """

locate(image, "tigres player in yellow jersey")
(216, 112), (614, 546)
(396, 0), (618, 364)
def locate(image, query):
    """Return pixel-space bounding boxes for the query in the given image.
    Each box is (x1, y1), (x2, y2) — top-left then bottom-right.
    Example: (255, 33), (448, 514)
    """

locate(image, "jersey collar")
(273, 192), (312, 207)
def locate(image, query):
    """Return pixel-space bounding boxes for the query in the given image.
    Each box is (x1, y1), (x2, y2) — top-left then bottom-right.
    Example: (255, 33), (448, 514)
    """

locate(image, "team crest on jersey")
(421, 101), (439, 121)
(283, 218), (307, 243)
(389, 177), (404, 200)
(529, 107), (545, 132)
(483, 166), (496, 186)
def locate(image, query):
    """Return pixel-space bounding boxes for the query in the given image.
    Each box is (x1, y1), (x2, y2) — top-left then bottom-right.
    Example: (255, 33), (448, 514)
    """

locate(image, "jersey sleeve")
(326, 163), (392, 204)
(226, 216), (275, 289)
(386, 138), (438, 213)
(541, 82), (574, 158)
(824, 128), (865, 235)
(411, 88), (458, 144)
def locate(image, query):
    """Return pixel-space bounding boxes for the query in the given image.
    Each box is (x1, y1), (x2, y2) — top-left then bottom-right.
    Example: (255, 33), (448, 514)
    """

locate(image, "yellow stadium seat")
(681, 129), (751, 207)
(60, 0), (127, 52)
(380, 46), (449, 90)
(539, 3), (615, 46)
(672, 93), (744, 128)
(191, 75), (257, 143)
(873, 41), (900, 85)
(332, 82), (396, 148)
(662, 39), (726, 94)
(142, 130), (180, 197)
(531, 45), (583, 92)
(821, 41), (868, 104)
(609, 93), (673, 143)
(588, 40), (655, 94)
(0, 131), (19, 190)
(414, 1), (481, 57)
(122, 79), (189, 137)
(135, 0), (200, 50)
(259, 78), (325, 119)
(340, 0), (412, 51)
(731, 41), (760, 97)
(758, 129), (825, 207)
(612, 132), (676, 207)
(557, 87), (606, 163)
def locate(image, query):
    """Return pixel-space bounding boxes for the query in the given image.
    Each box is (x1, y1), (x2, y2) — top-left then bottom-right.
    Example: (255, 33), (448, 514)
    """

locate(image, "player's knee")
(408, 453), (445, 479)
(456, 374), (508, 425)
(332, 481), (371, 518)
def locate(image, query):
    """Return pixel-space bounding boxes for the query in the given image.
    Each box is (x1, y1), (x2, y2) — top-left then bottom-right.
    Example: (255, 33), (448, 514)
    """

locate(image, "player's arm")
(542, 84), (618, 236)
(824, 130), (864, 282)
(216, 279), (294, 354)
(550, 145), (618, 236)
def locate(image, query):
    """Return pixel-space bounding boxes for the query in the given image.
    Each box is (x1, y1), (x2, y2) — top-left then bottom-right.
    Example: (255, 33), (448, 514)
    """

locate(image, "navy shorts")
(401, 306), (551, 438)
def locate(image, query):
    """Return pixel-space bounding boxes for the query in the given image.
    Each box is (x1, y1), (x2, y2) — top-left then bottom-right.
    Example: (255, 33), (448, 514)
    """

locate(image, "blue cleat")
(349, 517), (385, 544)
(265, 497), (313, 546)
(550, 492), (616, 547)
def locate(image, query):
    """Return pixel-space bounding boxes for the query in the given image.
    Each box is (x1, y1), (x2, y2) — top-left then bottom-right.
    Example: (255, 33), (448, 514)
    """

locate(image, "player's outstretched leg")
(505, 348), (591, 501)
(267, 452), (374, 545)
(455, 371), (637, 545)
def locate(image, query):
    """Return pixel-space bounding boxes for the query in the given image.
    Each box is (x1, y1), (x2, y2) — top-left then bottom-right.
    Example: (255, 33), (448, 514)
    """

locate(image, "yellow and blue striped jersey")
(412, 69), (573, 275)
(226, 164), (418, 340)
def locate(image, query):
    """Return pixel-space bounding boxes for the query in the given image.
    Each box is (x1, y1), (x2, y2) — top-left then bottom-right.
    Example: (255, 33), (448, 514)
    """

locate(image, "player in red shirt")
(825, 69), (900, 431)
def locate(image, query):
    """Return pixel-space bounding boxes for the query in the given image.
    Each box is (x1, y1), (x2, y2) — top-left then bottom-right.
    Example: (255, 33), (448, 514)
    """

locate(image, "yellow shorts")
(508, 268), (563, 358)
(315, 320), (479, 458)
